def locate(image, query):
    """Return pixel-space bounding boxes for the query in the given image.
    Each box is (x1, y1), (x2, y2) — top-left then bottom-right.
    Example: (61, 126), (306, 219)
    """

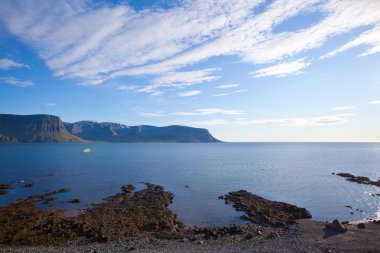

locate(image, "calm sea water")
(0, 143), (379, 225)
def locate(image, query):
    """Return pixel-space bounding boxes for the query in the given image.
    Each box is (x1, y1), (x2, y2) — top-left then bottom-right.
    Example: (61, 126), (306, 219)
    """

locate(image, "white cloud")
(333, 106), (356, 111)
(321, 25), (380, 59)
(118, 85), (138, 91)
(0, 77), (34, 87)
(1, 0), (380, 86)
(213, 89), (247, 97)
(46, 103), (56, 107)
(251, 58), (311, 78)
(138, 111), (164, 117)
(215, 84), (240, 89)
(0, 58), (29, 69)
(187, 114), (353, 126)
(136, 68), (220, 94)
(177, 90), (202, 97)
(173, 108), (244, 116)
(0, 0), (262, 84)
(369, 100), (380, 105)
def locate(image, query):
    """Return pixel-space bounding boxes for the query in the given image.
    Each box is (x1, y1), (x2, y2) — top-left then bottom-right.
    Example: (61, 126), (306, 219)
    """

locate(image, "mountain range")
(0, 114), (220, 143)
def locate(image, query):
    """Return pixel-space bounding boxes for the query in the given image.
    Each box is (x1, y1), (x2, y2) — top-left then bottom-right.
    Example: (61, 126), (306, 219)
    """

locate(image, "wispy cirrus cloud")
(213, 89), (247, 97)
(45, 102), (56, 107)
(321, 26), (380, 59)
(137, 68), (219, 95)
(369, 100), (380, 105)
(1, 0), (380, 88)
(333, 106), (356, 111)
(118, 85), (139, 91)
(215, 84), (240, 89)
(0, 77), (34, 87)
(177, 90), (201, 97)
(187, 114), (353, 126)
(173, 108), (244, 116)
(138, 111), (164, 117)
(251, 59), (311, 78)
(0, 58), (29, 70)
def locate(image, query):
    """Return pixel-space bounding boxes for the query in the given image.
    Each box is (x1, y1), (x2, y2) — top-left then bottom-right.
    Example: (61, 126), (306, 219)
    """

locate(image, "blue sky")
(0, 0), (380, 141)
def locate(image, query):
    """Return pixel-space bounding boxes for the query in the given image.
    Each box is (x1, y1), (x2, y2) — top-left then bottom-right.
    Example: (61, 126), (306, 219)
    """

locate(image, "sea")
(0, 142), (379, 225)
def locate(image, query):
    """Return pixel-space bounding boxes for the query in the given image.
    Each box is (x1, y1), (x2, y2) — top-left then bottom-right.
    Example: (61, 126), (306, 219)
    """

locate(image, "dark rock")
(0, 183), (184, 246)
(0, 190), (8, 195)
(23, 183), (35, 188)
(335, 173), (380, 188)
(222, 190), (312, 227)
(0, 183), (12, 189)
(67, 199), (81, 204)
(357, 223), (365, 229)
(121, 184), (135, 193)
(245, 233), (254, 239)
(325, 220), (347, 233)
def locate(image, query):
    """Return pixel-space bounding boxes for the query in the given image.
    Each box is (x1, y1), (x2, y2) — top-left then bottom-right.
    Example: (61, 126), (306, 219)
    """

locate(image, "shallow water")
(0, 142), (379, 225)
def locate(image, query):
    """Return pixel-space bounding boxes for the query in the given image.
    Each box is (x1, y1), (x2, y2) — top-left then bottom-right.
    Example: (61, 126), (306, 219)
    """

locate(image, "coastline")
(1, 183), (379, 252)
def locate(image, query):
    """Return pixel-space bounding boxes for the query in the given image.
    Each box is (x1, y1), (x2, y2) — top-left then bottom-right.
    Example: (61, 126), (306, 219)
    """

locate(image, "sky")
(0, 0), (380, 142)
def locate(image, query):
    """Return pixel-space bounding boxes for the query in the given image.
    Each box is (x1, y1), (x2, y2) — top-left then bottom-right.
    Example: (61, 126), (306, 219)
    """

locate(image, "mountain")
(0, 114), (84, 142)
(64, 121), (220, 142)
(0, 114), (220, 142)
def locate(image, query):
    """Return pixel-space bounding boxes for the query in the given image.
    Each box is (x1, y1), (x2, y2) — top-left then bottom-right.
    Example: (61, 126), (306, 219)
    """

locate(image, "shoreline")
(1, 183), (380, 252)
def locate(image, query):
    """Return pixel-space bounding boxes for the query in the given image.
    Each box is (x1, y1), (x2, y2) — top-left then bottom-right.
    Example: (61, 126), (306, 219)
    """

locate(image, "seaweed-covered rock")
(222, 190), (312, 227)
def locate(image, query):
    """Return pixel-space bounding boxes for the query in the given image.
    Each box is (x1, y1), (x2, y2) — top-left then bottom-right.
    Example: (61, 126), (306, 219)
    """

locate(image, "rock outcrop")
(220, 190), (312, 227)
(0, 114), (84, 142)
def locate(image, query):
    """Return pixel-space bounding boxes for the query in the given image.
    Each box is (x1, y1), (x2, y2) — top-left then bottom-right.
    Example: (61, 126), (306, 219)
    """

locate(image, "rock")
(198, 240), (205, 245)
(222, 190), (312, 227)
(67, 199), (81, 204)
(181, 238), (188, 242)
(344, 205), (352, 209)
(23, 183), (35, 188)
(357, 223), (365, 229)
(325, 220), (347, 233)
(335, 173), (380, 188)
(245, 233), (254, 239)
(0, 190), (8, 195)
(341, 221), (349, 225)
(0, 183), (12, 189)
(121, 184), (135, 193)
(325, 249), (333, 253)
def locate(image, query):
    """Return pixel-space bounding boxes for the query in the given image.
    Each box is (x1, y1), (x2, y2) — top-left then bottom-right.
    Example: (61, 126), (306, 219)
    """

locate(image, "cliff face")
(0, 114), (84, 142)
(64, 121), (220, 142)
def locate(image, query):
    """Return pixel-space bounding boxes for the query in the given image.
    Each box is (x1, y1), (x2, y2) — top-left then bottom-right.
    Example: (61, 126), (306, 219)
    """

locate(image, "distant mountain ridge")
(0, 114), (220, 142)
(64, 121), (220, 142)
(0, 114), (84, 142)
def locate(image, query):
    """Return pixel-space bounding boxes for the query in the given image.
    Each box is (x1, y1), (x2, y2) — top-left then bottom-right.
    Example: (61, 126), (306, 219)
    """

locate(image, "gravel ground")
(2, 220), (380, 253)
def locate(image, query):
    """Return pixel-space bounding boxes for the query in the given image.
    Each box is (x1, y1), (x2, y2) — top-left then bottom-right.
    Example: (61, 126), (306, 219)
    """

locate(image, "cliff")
(0, 114), (84, 142)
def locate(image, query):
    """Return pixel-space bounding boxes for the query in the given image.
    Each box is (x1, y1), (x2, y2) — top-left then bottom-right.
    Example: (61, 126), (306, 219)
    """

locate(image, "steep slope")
(0, 114), (84, 142)
(64, 121), (220, 142)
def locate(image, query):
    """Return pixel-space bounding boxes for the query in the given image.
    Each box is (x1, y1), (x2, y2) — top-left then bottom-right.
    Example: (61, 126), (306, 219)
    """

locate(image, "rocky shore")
(1, 183), (380, 252)
(334, 172), (380, 187)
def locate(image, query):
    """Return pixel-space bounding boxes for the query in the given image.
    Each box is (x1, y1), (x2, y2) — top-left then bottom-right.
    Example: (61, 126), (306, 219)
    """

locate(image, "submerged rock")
(336, 173), (380, 187)
(67, 199), (81, 204)
(222, 190), (312, 227)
